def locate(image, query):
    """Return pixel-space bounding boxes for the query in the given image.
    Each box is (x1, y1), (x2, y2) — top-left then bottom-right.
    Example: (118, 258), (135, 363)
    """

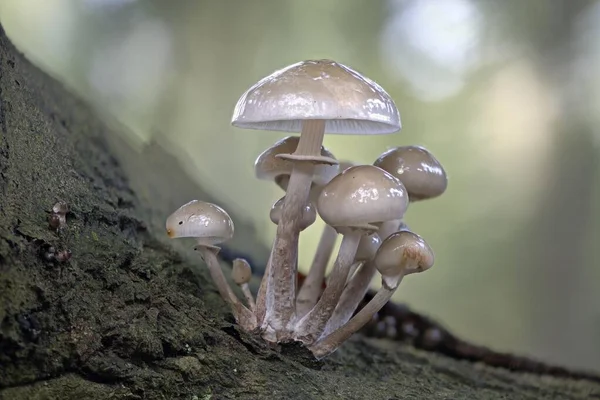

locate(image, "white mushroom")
(294, 165), (408, 344)
(166, 200), (256, 331)
(310, 230), (434, 359)
(374, 145), (448, 202)
(232, 59), (401, 337)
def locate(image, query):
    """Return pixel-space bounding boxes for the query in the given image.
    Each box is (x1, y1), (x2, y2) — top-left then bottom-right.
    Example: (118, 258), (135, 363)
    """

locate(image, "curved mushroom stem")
(266, 120), (326, 336)
(309, 275), (403, 359)
(196, 246), (257, 331)
(296, 224), (338, 317)
(321, 260), (377, 338)
(293, 232), (362, 344)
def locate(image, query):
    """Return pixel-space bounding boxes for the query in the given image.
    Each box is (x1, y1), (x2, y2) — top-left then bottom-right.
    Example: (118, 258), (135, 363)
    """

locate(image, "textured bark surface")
(0, 24), (599, 400)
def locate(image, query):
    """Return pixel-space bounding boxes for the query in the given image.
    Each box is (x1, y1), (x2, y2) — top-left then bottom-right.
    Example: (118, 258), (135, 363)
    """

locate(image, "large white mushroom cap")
(232, 59), (401, 134)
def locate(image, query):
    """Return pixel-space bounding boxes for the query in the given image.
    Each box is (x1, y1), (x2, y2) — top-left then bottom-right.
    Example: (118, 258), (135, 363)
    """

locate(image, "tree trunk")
(0, 23), (598, 400)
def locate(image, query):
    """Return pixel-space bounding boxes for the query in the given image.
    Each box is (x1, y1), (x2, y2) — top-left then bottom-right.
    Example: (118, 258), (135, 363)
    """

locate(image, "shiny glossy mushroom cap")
(270, 196), (316, 231)
(166, 200), (234, 247)
(355, 233), (382, 262)
(232, 258), (252, 285)
(374, 230), (434, 286)
(317, 165), (409, 235)
(374, 146), (447, 201)
(255, 136), (339, 188)
(232, 59), (401, 135)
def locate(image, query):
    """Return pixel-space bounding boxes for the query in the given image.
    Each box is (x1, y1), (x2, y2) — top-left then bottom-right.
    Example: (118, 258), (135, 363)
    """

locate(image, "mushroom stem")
(255, 243), (273, 326)
(321, 260), (377, 337)
(293, 232), (362, 344)
(240, 283), (256, 313)
(296, 224), (338, 317)
(296, 119), (327, 156)
(267, 120), (326, 335)
(345, 261), (362, 284)
(309, 276), (402, 359)
(196, 246), (257, 330)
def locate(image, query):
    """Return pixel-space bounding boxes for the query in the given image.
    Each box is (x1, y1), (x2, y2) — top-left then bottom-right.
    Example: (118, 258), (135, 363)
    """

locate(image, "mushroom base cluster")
(165, 59), (448, 359)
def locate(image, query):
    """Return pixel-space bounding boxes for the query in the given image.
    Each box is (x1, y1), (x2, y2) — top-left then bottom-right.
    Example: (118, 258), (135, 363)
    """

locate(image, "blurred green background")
(1, 0), (598, 372)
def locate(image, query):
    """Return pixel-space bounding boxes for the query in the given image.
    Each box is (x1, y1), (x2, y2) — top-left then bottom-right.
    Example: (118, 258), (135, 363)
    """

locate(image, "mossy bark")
(0, 24), (598, 400)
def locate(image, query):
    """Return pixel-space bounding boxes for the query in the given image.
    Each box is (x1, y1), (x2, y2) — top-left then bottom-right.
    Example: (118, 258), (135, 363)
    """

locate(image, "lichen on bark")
(0, 23), (598, 400)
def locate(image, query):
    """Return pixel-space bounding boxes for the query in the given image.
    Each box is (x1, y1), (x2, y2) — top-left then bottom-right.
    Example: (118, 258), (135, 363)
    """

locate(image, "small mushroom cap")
(166, 200), (234, 247)
(255, 136), (339, 188)
(52, 201), (68, 215)
(270, 196), (316, 231)
(317, 165), (409, 234)
(232, 258), (252, 285)
(374, 230), (434, 279)
(232, 59), (401, 134)
(355, 233), (382, 262)
(374, 146), (447, 201)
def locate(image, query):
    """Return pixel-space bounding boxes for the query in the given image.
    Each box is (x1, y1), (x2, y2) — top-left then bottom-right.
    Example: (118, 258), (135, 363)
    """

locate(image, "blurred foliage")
(1, 0), (598, 371)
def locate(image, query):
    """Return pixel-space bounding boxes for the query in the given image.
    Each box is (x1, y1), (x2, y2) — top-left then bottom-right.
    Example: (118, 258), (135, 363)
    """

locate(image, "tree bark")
(0, 23), (598, 400)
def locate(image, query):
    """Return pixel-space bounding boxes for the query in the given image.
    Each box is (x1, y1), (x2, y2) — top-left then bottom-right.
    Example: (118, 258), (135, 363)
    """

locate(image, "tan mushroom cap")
(232, 59), (401, 134)
(374, 230), (434, 279)
(374, 146), (447, 201)
(270, 196), (316, 231)
(255, 136), (339, 189)
(355, 233), (382, 262)
(317, 165), (409, 234)
(166, 200), (234, 247)
(232, 258), (252, 285)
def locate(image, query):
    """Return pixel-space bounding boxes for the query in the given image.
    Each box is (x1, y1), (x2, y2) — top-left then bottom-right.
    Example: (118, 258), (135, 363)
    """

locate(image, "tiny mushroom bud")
(233, 59), (402, 336)
(52, 201), (69, 216)
(232, 258), (252, 285)
(270, 196), (316, 231)
(49, 201), (68, 230)
(294, 165), (408, 344)
(374, 145), (447, 202)
(310, 230), (434, 359)
(232, 258), (256, 312)
(166, 200), (256, 331)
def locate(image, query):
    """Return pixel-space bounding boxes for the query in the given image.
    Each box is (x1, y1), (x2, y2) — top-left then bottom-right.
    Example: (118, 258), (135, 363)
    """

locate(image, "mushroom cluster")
(165, 59), (448, 359)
